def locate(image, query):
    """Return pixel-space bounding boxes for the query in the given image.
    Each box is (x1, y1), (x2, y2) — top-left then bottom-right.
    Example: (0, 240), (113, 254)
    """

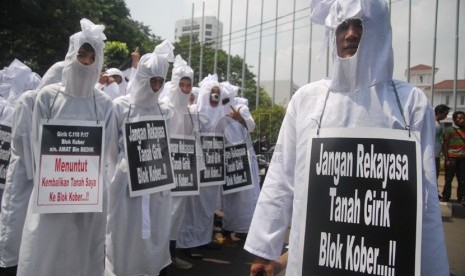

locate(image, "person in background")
(0, 60), (62, 276)
(244, 0), (448, 275)
(219, 83), (260, 247)
(434, 104), (450, 199)
(105, 40), (174, 276)
(160, 54), (195, 270)
(17, 18), (117, 276)
(177, 74), (224, 259)
(441, 111), (465, 205)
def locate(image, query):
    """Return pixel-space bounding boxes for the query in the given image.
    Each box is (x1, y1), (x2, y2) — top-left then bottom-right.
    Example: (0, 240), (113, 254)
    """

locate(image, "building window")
(445, 95), (450, 105)
(205, 31), (212, 36)
(461, 95), (465, 106)
(419, 75), (423, 83)
(206, 24), (212, 29)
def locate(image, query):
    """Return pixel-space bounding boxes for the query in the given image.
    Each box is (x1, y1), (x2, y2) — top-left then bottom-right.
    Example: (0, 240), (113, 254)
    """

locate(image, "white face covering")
(61, 18), (106, 98)
(311, 0), (393, 92)
(105, 67), (127, 95)
(128, 40), (174, 108)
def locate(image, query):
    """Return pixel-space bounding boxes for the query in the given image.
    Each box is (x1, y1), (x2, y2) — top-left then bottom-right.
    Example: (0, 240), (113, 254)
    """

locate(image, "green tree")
(173, 36), (272, 109)
(251, 105), (286, 146)
(0, 0), (159, 75)
(104, 41), (129, 70)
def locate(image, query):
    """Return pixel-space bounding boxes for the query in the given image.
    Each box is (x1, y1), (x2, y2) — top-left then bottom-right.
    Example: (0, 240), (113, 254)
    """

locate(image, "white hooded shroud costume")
(244, 1), (449, 275)
(161, 55), (196, 241)
(105, 40), (174, 276)
(177, 74), (223, 248)
(17, 19), (118, 276)
(220, 84), (260, 234)
(0, 61), (63, 268)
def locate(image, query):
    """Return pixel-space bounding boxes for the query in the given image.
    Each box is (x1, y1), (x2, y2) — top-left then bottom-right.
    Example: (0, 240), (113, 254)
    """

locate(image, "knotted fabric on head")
(310, 0), (393, 92)
(61, 18), (106, 98)
(129, 40), (174, 108)
(167, 55), (194, 109)
(220, 81), (239, 117)
(197, 74), (223, 131)
(4, 59), (41, 104)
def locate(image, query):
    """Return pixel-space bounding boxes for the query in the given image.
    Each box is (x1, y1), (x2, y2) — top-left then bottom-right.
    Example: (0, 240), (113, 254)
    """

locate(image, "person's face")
(454, 113), (465, 127)
(112, 75), (123, 84)
(150, 76), (164, 93)
(77, 45), (96, 65)
(209, 86), (221, 108)
(336, 19), (363, 58)
(179, 77), (192, 94)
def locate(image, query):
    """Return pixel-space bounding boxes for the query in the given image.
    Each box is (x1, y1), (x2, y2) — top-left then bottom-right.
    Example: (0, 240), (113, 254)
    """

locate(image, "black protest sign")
(169, 135), (199, 196)
(223, 142), (253, 194)
(199, 134), (225, 186)
(302, 132), (420, 276)
(35, 121), (103, 213)
(0, 124), (11, 189)
(124, 117), (174, 197)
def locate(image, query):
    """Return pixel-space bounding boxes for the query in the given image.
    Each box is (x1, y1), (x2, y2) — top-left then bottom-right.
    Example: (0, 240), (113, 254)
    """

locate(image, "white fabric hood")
(105, 67), (127, 95)
(61, 18), (106, 98)
(3, 59), (41, 104)
(196, 74), (222, 131)
(166, 54), (194, 109)
(311, 0), (393, 92)
(128, 40), (174, 108)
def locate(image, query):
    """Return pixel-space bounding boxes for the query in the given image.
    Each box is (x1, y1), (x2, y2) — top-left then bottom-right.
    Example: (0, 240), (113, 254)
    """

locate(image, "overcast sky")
(124, 0), (464, 87)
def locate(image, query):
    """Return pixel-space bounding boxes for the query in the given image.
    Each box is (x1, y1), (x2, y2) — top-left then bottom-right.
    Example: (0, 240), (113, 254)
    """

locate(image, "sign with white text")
(199, 133), (225, 186)
(298, 128), (422, 276)
(124, 115), (175, 197)
(169, 135), (200, 196)
(222, 142), (253, 194)
(33, 120), (104, 213)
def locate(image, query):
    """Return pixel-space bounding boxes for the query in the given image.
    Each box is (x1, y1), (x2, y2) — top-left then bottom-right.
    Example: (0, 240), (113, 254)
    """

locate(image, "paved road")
(168, 174), (464, 275)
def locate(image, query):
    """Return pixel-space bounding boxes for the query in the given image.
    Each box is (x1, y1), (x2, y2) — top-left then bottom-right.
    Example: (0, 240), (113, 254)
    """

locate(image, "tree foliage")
(0, 0), (284, 135)
(0, 0), (160, 75)
(173, 36), (272, 109)
(104, 41), (129, 70)
(251, 105), (286, 146)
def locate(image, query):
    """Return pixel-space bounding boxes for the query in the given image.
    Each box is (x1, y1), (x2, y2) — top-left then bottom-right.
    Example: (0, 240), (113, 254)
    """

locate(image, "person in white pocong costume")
(159, 54), (196, 270)
(177, 74), (224, 258)
(0, 61), (62, 275)
(245, 0), (449, 275)
(17, 19), (117, 276)
(105, 40), (175, 276)
(219, 83), (260, 245)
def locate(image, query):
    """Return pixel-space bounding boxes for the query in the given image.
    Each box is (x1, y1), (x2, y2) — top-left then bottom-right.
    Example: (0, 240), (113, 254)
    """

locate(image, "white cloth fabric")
(220, 83), (260, 234)
(105, 40), (174, 276)
(161, 55), (195, 241)
(3, 59), (41, 105)
(17, 19), (117, 276)
(37, 61), (65, 90)
(0, 98), (14, 205)
(177, 74), (223, 248)
(0, 90), (36, 268)
(105, 68), (127, 96)
(0, 60), (65, 268)
(128, 40), (174, 108)
(97, 82), (121, 100)
(61, 18), (106, 99)
(245, 1), (449, 275)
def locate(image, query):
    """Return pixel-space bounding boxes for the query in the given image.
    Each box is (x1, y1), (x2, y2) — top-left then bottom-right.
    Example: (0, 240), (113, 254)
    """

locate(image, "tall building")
(175, 16), (223, 49)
